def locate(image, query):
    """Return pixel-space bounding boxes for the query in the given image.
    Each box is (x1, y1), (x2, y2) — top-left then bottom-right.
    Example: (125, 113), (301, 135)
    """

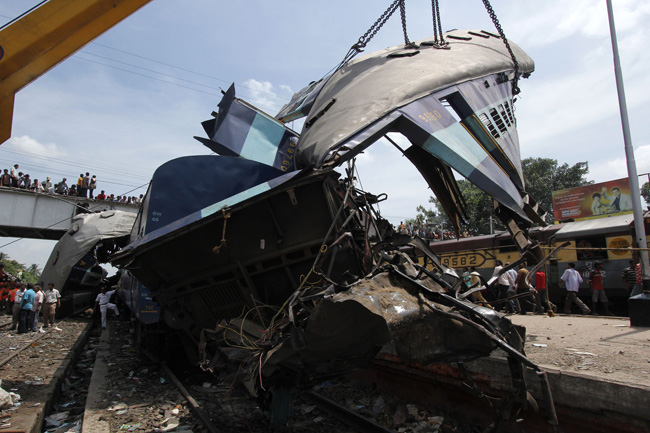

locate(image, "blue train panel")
(118, 271), (160, 325)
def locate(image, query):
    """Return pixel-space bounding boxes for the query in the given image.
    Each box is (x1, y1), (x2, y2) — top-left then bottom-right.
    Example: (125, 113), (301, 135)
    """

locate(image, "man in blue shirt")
(18, 284), (35, 334)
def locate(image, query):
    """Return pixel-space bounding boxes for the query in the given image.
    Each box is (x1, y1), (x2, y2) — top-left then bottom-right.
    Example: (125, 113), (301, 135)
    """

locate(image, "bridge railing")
(0, 186), (139, 240)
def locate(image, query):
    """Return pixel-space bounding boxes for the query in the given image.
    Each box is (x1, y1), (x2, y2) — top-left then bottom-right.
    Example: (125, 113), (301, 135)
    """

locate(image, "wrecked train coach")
(111, 30), (558, 427)
(39, 210), (136, 316)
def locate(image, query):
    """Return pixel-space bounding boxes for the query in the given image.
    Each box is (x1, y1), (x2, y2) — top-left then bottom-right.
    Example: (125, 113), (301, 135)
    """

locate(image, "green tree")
(414, 180), (504, 236)
(1, 257), (41, 284)
(522, 158), (592, 223)
(642, 181), (650, 205)
(413, 158), (593, 234)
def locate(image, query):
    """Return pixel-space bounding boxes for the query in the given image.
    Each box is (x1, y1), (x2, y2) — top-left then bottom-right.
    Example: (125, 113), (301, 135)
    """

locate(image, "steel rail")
(303, 390), (396, 433)
(143, 351), (221, 433)
(0, 325), (56, 368)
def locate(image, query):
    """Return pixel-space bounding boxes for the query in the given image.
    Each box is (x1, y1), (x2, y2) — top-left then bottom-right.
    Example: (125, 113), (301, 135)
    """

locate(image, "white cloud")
(7, 135), (61, 157)
(350, 136), (431, 226)
(241, 79), (292, 115)
(505, 0), (650, 48)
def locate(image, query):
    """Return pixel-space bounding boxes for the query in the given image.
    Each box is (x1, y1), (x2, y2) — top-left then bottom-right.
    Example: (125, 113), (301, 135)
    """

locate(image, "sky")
(0, 0), (649, 271)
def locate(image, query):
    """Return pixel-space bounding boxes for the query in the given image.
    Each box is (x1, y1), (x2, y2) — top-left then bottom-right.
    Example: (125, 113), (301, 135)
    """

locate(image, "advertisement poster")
(552, 177), (633, 223)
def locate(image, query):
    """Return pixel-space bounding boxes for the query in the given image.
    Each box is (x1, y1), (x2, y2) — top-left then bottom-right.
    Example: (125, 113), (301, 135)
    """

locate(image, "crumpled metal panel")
(258, 263), (524, 380)
(295, 30), (533, 168)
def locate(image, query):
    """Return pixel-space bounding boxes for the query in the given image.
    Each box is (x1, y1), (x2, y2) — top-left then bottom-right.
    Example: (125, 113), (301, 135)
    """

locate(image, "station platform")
(509, 313), (650, 388)
(364, 313), (650, 433)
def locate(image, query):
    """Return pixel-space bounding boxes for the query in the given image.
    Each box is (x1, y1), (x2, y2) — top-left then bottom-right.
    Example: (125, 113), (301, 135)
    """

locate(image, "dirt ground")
(509, 314), (650, 387)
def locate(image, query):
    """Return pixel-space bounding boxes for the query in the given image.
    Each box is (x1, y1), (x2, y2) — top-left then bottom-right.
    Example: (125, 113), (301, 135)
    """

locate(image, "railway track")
(72, 318), (485, 432)
(1, 315), (567, 433)
(2, 316), (408, 432)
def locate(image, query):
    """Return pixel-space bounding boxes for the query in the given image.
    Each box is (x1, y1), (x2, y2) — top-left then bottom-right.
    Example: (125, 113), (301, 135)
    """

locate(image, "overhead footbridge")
(0, 187), (138, 240)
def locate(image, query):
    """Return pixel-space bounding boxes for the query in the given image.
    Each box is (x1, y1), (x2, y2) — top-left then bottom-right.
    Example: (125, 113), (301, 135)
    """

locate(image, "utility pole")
(606, 0), (650, 325)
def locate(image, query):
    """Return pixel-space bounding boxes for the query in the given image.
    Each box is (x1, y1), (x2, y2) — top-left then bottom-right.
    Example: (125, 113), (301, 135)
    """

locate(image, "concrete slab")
(82, 325), (112, 433)
(508, 314), (650, 387)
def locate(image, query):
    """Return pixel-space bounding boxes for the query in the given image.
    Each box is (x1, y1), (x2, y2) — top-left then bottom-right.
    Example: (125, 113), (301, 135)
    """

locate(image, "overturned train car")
(39, 210), (136, 316)
(111, 30), (557, 427)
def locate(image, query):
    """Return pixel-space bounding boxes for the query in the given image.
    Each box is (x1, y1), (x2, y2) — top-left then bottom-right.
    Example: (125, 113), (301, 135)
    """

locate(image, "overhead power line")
(89, 42), (288, 101)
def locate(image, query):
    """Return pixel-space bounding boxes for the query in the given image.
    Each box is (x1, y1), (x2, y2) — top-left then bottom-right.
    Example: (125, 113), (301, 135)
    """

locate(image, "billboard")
(552, 177), (633, 223)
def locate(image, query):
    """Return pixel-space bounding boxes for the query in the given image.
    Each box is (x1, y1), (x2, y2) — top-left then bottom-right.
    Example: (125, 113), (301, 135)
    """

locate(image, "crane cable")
(481, 0), (521, 95)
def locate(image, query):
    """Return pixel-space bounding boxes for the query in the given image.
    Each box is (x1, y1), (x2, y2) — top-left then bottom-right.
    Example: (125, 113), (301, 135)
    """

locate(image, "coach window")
(575, 236), (607, 261)
(496, 240), (517, 253)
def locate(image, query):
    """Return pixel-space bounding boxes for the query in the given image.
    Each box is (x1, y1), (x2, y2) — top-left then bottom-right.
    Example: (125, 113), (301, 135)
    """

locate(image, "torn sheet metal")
(195, 84), (300, 172)
(41, 210), (136, 291)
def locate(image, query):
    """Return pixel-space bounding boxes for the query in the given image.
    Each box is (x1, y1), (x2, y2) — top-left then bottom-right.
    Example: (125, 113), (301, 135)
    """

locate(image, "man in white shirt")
(32, 285), (44, 332)
(11, 283), (25, 330)
(43, 283), (61, 328)
(95, 286), (119, 329)
(560, 262), (591, 315)
(602, 186), (633, 212)
(492, 260), (515, 313)
(9, 164), (18, 187)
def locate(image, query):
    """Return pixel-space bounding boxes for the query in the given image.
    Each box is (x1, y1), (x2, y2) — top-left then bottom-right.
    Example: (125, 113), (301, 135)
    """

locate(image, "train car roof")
(554, 213), (634, 239)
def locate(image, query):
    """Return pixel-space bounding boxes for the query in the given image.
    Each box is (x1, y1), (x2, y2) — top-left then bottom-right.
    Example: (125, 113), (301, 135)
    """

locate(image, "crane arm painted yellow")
(0, 0), (153, 144)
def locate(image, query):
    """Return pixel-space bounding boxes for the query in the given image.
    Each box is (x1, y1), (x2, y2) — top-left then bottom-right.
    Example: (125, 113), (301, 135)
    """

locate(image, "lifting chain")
(399, 0), (417, 48)
(430, 0), (448, 48)
(336, 0), (521, 97)
(482, 0), (521, 95)
(337, 0), (413, 70)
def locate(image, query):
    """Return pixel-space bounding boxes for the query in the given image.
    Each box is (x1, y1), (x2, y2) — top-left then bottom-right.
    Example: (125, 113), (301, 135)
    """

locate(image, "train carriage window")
(575, 236), (607, 260)
(496, 240), (517, 253)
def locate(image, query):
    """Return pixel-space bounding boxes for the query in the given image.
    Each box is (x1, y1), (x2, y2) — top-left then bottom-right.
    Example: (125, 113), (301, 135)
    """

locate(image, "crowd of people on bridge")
(0, 163), (142, 205)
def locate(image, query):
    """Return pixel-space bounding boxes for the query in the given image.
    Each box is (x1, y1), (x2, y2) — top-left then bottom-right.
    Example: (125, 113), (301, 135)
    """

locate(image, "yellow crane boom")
(0, 0), (152, 144)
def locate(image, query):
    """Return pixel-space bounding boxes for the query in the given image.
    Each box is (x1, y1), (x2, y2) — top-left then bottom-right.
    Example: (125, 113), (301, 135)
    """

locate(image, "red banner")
(552, 178), (633, 223)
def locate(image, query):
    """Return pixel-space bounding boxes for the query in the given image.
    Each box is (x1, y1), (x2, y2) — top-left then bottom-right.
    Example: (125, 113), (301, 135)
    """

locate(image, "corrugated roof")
(555, 213), (634, 239)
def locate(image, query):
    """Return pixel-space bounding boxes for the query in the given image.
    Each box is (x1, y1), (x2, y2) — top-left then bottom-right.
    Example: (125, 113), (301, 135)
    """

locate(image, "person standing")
(88, 175), (97, 198)
(94, 286), (119, 329)
(629, 261), (643, 298)
(10, 283), (25, 330)
(622, 259), (638, 295)
(6, 282), (16, 314)
(534, 269), (556, 315)
(0, 279), (8, 313)
(589, 262), (612, 316)
(82, 172), (91, 198)
(10, 164), (19, 187)
(492, 260), (514, 312)
(32, 284), (44, 332)
(505, 264), (521, 314)
(42, 283), (61, 328)
(44, 177), (54, 193)
(1, 169), (11, 187)
(515, 262), (535, 314)
(55, 178), (68, 195)
(18, 284), (35, 334)
(560, 263), (590, 315)
(77, 174), (84, 197)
